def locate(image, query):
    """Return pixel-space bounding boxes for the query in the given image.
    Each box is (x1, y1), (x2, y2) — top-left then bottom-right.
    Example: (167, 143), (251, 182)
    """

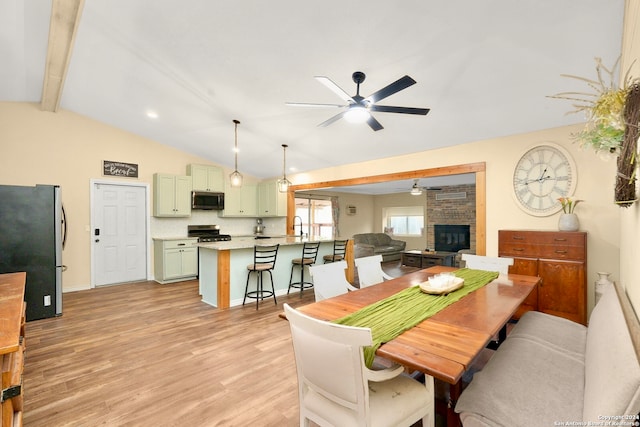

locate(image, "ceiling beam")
(40, 0), (85, 112)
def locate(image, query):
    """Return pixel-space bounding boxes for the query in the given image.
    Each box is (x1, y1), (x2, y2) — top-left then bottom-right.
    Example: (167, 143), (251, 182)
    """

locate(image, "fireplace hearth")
(434, 224), (470, 252)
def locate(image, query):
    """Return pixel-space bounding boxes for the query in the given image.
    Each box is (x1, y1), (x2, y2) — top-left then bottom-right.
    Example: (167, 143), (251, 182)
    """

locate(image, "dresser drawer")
(500, 242), (585, 260)
(499, 230), (585, 246)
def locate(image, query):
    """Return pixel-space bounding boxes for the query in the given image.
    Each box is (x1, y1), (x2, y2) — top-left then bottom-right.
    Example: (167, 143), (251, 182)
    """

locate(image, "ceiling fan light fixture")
(343, 105), (370, 124)
(229, 119), (243, 188)
(410, 179), (423, 195)
(277, 144), (292, 193)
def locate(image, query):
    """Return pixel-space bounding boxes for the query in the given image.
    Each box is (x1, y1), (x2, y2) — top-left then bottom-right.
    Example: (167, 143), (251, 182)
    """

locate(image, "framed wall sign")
(103, 160), (139, 178)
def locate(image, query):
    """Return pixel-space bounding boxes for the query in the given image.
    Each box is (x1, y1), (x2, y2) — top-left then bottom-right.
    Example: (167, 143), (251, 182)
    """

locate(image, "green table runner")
(334, 268), (499, 367)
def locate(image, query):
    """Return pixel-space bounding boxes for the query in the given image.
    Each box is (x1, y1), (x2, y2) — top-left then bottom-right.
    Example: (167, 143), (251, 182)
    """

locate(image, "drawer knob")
(512, 236), (524, 240)
(555, 250), (568, 254)
(554, 238), (567, 242)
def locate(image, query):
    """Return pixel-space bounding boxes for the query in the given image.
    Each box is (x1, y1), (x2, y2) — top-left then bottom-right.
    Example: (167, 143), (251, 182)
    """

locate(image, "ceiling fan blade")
(367, 115), (384, 131)
(370, 105), (430, 115)
(286, 102), (345, 108)
(315, 76), (355, 103)
(318, 111), (346, 127)
(366, 75), (417, 104)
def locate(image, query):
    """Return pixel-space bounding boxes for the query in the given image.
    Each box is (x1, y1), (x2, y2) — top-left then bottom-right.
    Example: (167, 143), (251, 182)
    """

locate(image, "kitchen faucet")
(293, 216), (304, 237)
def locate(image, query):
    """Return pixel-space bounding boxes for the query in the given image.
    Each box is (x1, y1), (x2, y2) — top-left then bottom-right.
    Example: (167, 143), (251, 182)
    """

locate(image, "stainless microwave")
(191, 191), (224, 210)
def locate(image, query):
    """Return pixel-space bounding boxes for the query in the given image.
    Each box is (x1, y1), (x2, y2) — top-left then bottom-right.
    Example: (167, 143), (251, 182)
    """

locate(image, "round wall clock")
(512, 143), (577, 216)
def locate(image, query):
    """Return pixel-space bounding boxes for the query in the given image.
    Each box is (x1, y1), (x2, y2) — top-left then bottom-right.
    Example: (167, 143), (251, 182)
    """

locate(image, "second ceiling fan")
(287, 71), (430, 131)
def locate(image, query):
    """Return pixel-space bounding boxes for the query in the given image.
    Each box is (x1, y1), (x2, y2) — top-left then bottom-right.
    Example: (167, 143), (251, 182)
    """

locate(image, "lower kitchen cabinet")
(498, 229), (587, 325)
(153, 238), (199, 284)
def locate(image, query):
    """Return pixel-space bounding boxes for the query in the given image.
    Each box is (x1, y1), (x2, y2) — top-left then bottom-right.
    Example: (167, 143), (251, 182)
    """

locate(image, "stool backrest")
(332, 239), (348, 257)
(301, 242), (321, 263)
(254, 244), (279, 266)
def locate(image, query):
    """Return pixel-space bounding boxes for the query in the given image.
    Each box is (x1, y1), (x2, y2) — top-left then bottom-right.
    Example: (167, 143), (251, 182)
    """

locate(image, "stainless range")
(187, 225), (231, 242)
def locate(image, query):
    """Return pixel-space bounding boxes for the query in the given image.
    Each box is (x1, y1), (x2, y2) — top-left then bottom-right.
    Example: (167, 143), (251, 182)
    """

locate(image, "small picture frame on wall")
(103, 160), (138, 178)
(347, 205), (356, 215)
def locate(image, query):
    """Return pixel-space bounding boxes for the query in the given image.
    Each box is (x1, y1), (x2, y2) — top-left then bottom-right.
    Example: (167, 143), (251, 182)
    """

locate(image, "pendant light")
(229, 119), (243, 187)
(277, 144), (292, 193)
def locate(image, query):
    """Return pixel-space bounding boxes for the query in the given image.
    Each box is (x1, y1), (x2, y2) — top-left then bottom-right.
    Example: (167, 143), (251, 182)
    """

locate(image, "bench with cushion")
(455, 282), (640, 426)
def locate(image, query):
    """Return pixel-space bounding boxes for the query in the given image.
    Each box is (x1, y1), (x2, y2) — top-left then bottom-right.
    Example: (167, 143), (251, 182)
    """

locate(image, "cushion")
(583, 284), (640, 421)
(456, 334), (585, 426)
(508, 310), (587, 360)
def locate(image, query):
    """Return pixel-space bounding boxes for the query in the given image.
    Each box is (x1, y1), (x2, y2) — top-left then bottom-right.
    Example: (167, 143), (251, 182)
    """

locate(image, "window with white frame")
(383, 206), (424, 236)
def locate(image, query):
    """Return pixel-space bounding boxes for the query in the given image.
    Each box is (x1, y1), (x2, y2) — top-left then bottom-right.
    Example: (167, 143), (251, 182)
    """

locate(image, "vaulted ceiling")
(1, 0), (625, 182)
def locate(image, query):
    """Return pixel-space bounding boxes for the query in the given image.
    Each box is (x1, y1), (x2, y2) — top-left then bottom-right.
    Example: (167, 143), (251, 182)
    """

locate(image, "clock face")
(512, 143), (577, 216)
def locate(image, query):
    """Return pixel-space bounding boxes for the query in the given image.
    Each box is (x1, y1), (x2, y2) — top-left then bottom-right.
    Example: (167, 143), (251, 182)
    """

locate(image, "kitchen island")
(197, 236), (353, 308)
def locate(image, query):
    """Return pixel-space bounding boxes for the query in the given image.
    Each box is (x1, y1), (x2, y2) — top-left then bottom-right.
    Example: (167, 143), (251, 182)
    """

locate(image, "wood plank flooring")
(23, 279), (318, 426)
(22, 261), (422, 426)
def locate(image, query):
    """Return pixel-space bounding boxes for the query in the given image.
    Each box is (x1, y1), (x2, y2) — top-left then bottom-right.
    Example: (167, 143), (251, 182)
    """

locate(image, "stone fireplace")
(426, 183), (476, 252)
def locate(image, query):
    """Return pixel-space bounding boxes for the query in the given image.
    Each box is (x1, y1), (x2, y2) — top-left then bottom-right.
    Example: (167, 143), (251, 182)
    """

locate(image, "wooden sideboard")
(1, 272), (26, 427)
(498, 230), (587, 325)
(401, 250), (457, 268)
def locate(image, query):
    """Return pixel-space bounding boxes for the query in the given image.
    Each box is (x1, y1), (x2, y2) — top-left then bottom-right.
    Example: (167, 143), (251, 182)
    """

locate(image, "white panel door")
(94, 183), (147, 286)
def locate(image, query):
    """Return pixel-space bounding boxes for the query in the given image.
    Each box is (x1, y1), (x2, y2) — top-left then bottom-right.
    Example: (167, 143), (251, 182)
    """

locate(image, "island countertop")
(196, 235), (335, 251)
(196, 236), (353, 309)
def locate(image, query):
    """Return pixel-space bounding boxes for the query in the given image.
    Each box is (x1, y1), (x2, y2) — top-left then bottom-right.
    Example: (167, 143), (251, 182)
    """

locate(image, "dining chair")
(322, 239), (348, 263)
(354, 254), (394, 287)
(461, 253), (514, 349)
(308, 261), (358, 301)
(242, 244), (279, 309)
(288, 241), (321, 296)
(461, 254), (514, 274)
(283, 303), (435, 427)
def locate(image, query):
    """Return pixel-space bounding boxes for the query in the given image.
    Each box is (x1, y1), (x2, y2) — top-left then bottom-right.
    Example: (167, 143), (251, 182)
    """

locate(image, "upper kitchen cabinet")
(221, 183), (257, 217)
(257, 180), (287, 217)
(153, 173), (192, 217)
(187, 164), (224, 192)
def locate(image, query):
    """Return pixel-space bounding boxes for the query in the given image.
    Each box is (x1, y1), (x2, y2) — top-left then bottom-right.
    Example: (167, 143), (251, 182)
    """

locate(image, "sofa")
(352, 233), (406, 262)
(455, 282), (640, 426)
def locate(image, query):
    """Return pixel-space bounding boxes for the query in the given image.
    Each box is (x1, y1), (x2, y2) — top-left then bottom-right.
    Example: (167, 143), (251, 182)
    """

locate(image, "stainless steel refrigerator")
(0, 184), (64, 321)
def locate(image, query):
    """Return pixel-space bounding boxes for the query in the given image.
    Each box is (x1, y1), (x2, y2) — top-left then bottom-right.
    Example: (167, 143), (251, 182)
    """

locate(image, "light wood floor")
(22, 261), (421, 426)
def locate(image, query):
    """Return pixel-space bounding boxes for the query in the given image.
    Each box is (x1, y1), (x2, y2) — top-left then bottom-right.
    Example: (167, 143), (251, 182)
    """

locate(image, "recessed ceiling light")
(146, 111), (159, 119)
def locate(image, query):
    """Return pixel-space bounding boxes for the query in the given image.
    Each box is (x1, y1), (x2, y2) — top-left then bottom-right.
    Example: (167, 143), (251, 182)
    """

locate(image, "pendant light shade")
(229, 119), (243, 187)
(277, 144), (292, 193)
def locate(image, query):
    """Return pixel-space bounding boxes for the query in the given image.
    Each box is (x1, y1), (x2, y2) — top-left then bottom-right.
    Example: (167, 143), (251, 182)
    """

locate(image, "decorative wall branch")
(616, 82), (640, 207)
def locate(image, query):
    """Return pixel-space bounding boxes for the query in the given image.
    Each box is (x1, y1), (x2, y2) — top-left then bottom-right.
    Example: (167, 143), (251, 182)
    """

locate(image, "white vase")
(558, 213), (579, 231)
(595, 272), (613, 305)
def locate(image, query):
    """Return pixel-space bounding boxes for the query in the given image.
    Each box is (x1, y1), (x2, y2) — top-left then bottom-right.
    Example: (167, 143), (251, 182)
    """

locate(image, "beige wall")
(0, 102), (259, 291)
(0, 102), (622, 314)
(288, 127), (620, 313)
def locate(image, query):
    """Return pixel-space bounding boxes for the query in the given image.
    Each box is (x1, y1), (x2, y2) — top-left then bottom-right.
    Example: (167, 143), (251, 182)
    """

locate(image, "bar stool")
(288, 241), (321, 296)
(323, 239), (348, 263)
(243, 244), (279, 309)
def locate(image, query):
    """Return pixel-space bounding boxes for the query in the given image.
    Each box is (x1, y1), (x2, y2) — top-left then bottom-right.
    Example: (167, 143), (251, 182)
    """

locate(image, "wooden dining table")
(294, 265), (540, 426)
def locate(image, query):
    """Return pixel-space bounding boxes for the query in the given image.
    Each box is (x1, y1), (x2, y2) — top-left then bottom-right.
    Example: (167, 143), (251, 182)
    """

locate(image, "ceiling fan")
(286, 71), (430, 131)
(409, 179), (441, 195)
